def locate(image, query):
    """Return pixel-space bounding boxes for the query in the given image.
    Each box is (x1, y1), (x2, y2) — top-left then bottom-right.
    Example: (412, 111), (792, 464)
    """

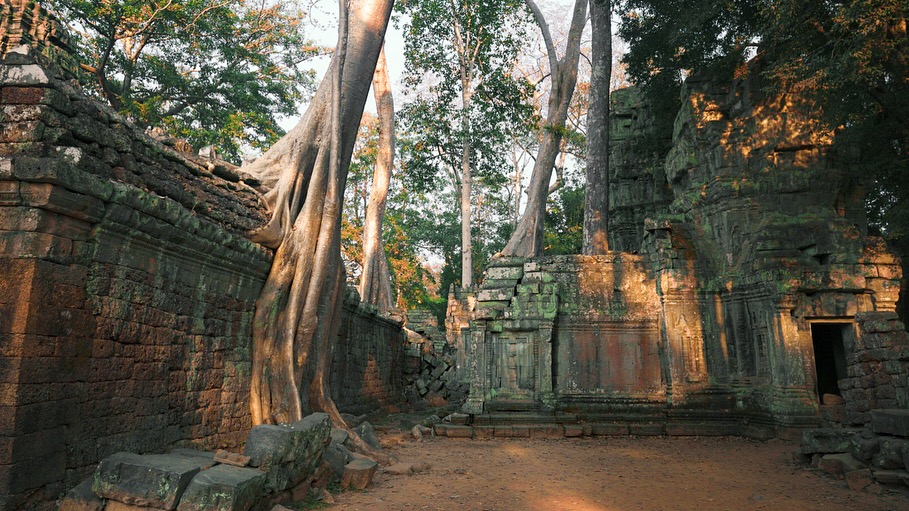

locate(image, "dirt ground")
(329, 426), (909, 511)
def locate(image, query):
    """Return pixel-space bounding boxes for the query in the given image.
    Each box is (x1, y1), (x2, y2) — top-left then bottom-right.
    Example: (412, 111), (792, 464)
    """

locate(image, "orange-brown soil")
(331, 432), (909, 511)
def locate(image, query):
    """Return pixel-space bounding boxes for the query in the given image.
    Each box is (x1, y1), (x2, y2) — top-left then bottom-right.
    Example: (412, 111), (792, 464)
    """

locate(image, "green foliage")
(616, 0), (909, 241)
(342, 115), (443, 310)
(50, 0), (318, 162)
(543, 183), (584, 255)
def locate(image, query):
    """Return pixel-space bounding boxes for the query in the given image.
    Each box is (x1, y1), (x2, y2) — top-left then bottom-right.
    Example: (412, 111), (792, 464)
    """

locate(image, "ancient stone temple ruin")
(1, 0), (909, 509)
(446, 74), (907, 438)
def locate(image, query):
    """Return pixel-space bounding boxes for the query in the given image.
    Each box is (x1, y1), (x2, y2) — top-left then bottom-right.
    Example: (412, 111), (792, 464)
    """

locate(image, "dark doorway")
(811, 323), (849, 400)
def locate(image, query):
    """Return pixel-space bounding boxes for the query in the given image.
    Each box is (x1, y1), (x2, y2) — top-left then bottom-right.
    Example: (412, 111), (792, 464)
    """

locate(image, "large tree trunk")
(244, 0), (394, 459)
(500, 0), (588, 257)
(583, 0), (611, 255)
(358, 46), (395, 311)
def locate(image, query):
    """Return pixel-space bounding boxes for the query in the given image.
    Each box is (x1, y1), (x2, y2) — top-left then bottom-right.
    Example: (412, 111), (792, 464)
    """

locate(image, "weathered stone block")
(354, 422), (380, 450)
(870, 409), (909, 437)
(476, 288), (514, 302)
(845, 468), (873, 491)
(850, 433), (880, 463)
(321, 442), (351, 483)
(563, 424), (584, 437)
(340, 459), (378, 490)
(872, 437), (909, 470)
(58, 477), (104, 511)
(242, 413), (330, 493)
(800, 428), (862, 454)
(445, 425), (473, 438)
(818, 453), (866, 475)
(175, 465), (266, 511)
(93, 451), (214, 510)
(485, 266), (523, 280)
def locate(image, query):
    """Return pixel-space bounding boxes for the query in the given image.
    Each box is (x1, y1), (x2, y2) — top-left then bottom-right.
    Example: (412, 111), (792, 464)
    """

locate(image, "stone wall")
(331, 291), (405, 415)
(0, 8), (271, 505)
(0, 2), (405, 509)
(842, 312), (909, 425)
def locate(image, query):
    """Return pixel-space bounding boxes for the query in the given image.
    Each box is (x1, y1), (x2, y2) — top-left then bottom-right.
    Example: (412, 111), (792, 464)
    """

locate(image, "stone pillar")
(537, 321), (555, 410)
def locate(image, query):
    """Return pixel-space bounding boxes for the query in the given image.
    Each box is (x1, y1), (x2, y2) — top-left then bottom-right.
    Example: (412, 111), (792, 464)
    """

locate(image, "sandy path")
(331, 435), (909, 511)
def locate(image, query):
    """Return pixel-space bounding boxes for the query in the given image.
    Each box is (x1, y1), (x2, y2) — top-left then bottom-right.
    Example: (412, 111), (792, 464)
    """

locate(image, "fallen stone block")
(800, 428), (863, 454)
(873, 436), (909, 470)
(330, 428), (349, 446)
(341, 459), (378, 490)
(411, 424), (432, 440)
(321, 442), (352, 482)
(242, 413), (331, 493)
(849, 432), (880, 462)
(818, 453), (866, 475)
(383, 462), (414, 476)
(871, 409), (909, 437)
(845, 469), (873, 491)
(93, 451), (214, 510)
(176, 465), (266, 511)
(355, 422), (381, 450)
(58, 477), (104, 511)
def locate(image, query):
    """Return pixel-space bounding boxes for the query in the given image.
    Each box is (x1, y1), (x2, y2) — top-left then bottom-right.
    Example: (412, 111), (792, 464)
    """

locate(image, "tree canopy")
(617, 0), (908, 240)
(50, 0), (318, 162)
(396, 0), (536, 286)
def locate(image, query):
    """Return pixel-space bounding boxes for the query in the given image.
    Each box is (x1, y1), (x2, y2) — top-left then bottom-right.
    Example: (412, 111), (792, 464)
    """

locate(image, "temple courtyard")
(331, 426), (909, 511)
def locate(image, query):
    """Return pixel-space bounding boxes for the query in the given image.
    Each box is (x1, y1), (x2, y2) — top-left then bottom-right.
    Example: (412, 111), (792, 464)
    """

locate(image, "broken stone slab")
(242, 413), (331, 494)
(341, 459), (378, 490)
(93, 451), (215, 510)
(411, 424), (432, 440)
(850, 433), (880, 463)
(872, 436), (909, 470)
(330, 427), (349, 446)
(214, 449), (250, 468)
(58, 477), (104, 511)
(383, 462), (414, 476)
(818, 453), (867, 475)
(321, 442), (352, 482)
(355, 421), (381, 450)
(800, 428), (863, 454)
(176, 465), (266, 511)
(870, 409), (909, 437)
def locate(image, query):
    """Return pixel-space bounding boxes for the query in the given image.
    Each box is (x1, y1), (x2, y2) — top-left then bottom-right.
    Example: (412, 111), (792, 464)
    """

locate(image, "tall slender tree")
(500, 0), (588, 257)
(583, 0), (611, 254)
(243, 0), (394, 460)
(359, 46), (396, 311)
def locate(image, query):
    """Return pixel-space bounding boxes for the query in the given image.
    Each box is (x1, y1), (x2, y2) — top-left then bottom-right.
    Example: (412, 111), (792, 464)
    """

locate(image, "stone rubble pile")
(799, 409), (909, 493)
(402, 312), (468, 409)
(58, 413), (336, 511)
(403, 337), (468, 408)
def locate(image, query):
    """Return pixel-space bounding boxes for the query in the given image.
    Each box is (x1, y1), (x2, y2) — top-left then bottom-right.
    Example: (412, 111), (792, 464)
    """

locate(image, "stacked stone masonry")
(449, 70), (907, 436)
(0, 3), (405, 509)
